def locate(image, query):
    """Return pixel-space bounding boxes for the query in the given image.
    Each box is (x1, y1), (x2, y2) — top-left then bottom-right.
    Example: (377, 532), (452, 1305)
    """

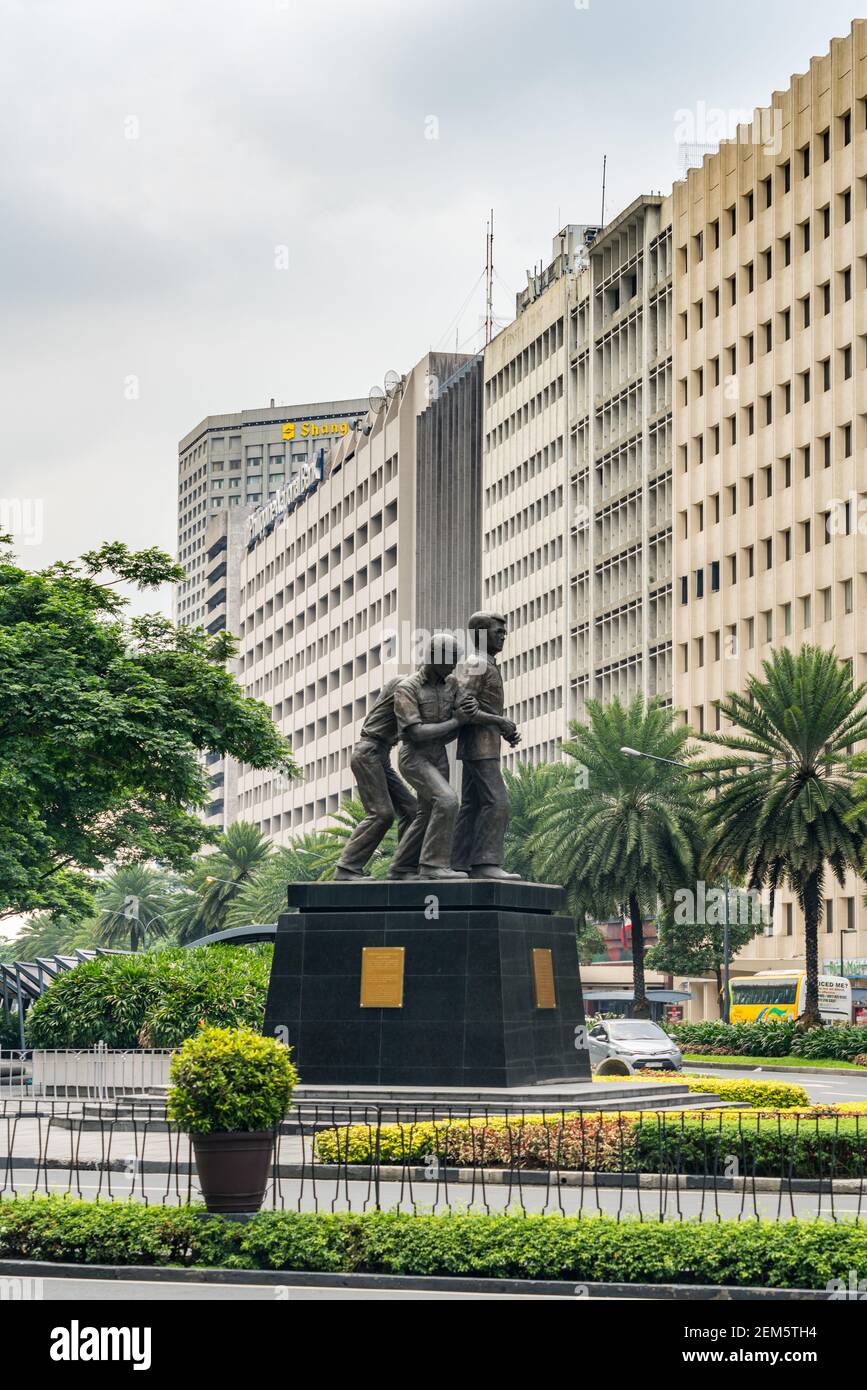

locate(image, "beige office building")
(672, 20), (867, 1010)
(234, 352), (481, 836)
(200, 503), (254, 829)
(484, 210), (673, 773)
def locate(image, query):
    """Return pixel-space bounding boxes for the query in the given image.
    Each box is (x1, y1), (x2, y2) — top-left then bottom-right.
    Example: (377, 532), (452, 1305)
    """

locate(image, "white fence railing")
(0, 1045), (174, 1098)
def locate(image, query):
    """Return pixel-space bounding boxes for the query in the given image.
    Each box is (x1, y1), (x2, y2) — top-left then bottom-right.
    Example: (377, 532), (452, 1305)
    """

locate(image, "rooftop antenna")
(484, 209), (494, 346)
(601, 154), (607, 227)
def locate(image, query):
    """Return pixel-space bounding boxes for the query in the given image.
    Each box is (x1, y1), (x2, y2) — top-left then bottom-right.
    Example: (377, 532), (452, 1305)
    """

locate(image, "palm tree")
(503, 762), (570, 880)
(171, 822), (273, 943)
(0, 912), (100, 963)
(225, 833), (329, 926)
(531, 697), (702, 1017)
(698, 645), (867, 1029)
(311, 798), (400, 880)
(95, 864), (176, 951)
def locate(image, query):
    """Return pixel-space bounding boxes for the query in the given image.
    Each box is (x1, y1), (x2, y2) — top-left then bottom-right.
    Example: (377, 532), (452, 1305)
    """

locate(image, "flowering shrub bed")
(313, 1111), (867, 1177)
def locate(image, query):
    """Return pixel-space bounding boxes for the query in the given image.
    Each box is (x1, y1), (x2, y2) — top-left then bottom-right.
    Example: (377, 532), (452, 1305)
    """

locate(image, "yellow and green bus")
(729, 970), (852, 1025)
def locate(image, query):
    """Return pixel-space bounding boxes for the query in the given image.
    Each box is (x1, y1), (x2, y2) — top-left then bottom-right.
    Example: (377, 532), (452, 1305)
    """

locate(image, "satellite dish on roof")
(368, 384), (386, 414)
(384, 369), (401, 399)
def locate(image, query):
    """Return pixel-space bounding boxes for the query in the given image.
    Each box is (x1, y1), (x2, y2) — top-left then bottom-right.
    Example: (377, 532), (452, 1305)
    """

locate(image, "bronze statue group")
(334, 611), (522, 882)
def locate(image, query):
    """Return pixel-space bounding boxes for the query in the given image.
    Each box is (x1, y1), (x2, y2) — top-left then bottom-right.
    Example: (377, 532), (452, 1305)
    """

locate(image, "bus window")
(730, 981), (797, 1006)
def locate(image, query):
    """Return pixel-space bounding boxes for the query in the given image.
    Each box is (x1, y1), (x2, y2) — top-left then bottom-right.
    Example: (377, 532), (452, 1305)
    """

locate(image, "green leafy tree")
(225, 834), (330, 927)
(0, 539), (297, 922)
(647, 888), (766, 1005)
(171, 822), (274, 943)
(25, 945), (273, 1048)
(503, 761), (605, 959)
(0, 912), (101, 964)
(531, 697), (702, 1017)
(699, 644), (867, 1029)
(95, 864), (178, 951)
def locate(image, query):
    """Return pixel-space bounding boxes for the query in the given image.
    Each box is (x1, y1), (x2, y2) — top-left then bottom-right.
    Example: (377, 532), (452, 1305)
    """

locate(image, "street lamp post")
(620, 745), (732, 1023)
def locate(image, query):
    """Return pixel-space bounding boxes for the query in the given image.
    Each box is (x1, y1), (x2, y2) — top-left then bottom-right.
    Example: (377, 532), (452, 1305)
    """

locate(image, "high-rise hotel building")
(176, 399), (368, 631)
(672, 19), (867, 998)
(176, 397), (368, 829)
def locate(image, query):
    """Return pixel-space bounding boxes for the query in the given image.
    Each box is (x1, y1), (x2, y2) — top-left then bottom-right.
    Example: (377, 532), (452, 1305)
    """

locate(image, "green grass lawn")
(682, 1053), (867, 1070)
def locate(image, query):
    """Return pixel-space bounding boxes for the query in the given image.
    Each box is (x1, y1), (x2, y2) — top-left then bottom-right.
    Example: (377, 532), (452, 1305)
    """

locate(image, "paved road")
(4, 1171), (863, 1222)
(28, 1275), (572, 1300)
(683, 1064), (867, 1105)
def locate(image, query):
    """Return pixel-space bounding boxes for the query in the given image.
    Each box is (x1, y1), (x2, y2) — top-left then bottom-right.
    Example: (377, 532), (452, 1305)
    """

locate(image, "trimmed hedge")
(667, 1021), (797, 1056)
(0, 1198), (865, 1289)
(25, 945), (272, 1048)
(313, 1111), (867, 1177)
(667, 1020), (867, 1063)
(634, 1114), (867, 1179)
(620, 1074), (810, 1108)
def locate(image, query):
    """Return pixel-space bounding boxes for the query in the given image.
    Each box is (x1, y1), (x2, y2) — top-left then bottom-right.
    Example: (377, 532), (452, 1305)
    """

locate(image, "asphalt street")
(683, 1064), (867, 1104)
(25, 1275), (573, 1300)
(4, 1171), (863, 1221)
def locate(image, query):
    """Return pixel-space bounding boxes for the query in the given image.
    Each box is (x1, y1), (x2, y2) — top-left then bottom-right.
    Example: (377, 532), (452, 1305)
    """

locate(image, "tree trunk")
(629, 891), (650, 1018)
(800, 872), (821, 1030)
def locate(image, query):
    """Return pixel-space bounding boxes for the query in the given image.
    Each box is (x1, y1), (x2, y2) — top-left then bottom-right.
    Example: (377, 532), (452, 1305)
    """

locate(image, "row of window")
(486, 536), (564, 598)
(484, 486), (564, 552)
(680, 589), (856, 677)
(485, 317), (564, 406)
(484, 436), (563, 507)
(485, 375), (565, 452)
(682, 101), (867, 270)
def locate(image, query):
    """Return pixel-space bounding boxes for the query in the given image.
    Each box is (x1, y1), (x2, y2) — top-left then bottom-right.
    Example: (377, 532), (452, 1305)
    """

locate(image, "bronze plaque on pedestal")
(360, 947), (405, 1008)
(532, 948), (556, 1009)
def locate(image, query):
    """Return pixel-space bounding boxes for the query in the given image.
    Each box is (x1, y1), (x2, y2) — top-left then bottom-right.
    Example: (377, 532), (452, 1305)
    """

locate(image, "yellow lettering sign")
(284, 419), (351, 442)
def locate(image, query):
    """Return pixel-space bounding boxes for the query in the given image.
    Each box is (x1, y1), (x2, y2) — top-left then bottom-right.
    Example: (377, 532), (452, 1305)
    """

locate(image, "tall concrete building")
(672, 20), (867, 1005)
(575, 198), (674, 714)
(233, 353), (482, 837)
(482, 212), (673, 772)
(176, 399), (368, 631)
(200, 503), (253, 828)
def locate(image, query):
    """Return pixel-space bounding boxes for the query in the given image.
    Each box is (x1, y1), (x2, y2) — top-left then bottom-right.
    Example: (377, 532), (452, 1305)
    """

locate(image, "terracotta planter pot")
(191, 1129), (276, 1214)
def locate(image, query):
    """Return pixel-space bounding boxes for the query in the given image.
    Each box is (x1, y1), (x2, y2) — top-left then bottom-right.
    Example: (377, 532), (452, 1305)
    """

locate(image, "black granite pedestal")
(263, 880), (591, 1088)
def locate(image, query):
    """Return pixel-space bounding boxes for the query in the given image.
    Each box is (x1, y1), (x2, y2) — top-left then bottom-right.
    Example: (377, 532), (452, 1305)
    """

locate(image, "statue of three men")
(334, 612), (522, 882)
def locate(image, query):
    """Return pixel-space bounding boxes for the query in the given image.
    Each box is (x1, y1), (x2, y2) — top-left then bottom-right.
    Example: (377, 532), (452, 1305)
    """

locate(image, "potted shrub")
(167, 1024), (298, 1214)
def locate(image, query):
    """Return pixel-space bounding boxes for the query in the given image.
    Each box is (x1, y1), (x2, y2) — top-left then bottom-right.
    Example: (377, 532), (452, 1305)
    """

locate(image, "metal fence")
(1, 1097), (865, 1223)
(0, 1047), (174, 1098)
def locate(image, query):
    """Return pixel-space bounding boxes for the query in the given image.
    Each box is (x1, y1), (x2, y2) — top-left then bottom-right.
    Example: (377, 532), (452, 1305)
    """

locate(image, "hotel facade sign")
(282, 420), (351, 441)
(246, 454), (324, 545)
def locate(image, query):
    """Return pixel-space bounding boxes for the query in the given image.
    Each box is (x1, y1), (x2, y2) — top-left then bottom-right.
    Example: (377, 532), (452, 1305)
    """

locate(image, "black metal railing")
(0, 1098), (864, 1223)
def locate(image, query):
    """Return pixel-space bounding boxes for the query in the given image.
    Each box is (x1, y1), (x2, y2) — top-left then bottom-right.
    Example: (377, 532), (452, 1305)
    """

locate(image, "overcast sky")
(1, 0), (861, 607)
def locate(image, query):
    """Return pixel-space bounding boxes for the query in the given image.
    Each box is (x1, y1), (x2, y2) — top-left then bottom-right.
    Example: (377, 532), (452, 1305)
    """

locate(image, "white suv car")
(588, 1019), (683, 1072)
